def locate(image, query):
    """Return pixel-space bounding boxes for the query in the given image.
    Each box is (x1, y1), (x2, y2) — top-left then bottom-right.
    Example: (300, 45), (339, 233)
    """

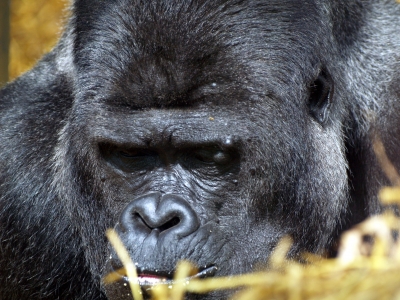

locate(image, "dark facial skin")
(93, 107), (294, 299)
(100, 117), (242, 298)
(1, 0), (400, 299)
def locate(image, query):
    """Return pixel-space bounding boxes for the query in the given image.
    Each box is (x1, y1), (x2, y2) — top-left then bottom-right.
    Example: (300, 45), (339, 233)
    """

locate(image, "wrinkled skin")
(1, 0), (400, 299)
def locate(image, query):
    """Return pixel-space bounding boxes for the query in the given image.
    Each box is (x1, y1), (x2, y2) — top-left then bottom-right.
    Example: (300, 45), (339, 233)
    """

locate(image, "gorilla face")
(51, 0), (348, 298)
(4, 0), (397, 299)
(68, 85), (345, 299)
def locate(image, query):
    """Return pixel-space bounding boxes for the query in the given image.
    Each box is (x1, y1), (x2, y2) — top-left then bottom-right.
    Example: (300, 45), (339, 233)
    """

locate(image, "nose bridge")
(151, 164), (187, 195)
(161, 168), (179, 185)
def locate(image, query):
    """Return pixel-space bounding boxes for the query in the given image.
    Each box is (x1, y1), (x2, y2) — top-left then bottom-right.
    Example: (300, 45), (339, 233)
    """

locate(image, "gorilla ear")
(307, 69), (334, 124)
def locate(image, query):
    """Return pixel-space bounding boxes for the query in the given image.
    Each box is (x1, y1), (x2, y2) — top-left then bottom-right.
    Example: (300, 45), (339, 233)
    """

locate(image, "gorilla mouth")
(137, 265), (218, 287)
(104, 260), (218, 290)
(101, 265), (219, 299)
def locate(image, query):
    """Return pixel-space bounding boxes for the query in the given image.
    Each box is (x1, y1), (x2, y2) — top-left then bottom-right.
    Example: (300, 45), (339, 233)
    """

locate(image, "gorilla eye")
(213, 151), (232, 165)
(118, 149), (151, 158)
(116, 148), (158, 161)
(308, 69), (334, 124)
(193, 149), (214, 164)
(100, 144), (158, 173)
(193, 149), (232, 165)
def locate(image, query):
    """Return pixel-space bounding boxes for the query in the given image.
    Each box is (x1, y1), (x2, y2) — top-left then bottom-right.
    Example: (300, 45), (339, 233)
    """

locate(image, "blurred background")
(0, 0), (68, 86)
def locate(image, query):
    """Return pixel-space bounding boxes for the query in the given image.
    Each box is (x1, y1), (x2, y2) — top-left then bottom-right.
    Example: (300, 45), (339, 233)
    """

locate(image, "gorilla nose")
(120, 193), (200, 238)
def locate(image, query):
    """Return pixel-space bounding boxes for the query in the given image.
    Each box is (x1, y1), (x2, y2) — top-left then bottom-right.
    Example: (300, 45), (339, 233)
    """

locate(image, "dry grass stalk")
(106, 229), (143, 300)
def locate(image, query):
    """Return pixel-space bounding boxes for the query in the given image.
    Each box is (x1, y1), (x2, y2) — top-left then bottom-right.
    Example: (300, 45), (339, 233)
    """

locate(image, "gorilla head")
(1, 0), (400, 299)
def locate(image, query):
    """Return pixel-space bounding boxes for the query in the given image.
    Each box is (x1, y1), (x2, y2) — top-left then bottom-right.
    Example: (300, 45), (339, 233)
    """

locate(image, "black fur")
(1, 0), (400, 299)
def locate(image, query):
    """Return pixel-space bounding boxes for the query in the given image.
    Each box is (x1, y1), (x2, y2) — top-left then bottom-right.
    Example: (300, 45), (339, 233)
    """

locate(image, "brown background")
(9, 0), (67, 80)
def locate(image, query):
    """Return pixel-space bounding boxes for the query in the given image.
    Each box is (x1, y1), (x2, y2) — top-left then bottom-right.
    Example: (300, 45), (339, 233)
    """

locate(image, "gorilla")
(1, 0), (400, 299)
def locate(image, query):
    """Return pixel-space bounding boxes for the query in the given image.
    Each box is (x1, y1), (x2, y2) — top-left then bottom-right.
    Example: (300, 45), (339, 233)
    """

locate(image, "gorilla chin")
(1, 0), (400, 299)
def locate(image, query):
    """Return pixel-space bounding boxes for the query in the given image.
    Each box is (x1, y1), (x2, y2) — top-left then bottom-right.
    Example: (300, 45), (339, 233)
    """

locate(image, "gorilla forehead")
(72, 0), (326, 108)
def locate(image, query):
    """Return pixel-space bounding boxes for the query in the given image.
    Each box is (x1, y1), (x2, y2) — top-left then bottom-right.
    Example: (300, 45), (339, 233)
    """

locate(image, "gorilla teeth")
(137, 265), (218, 287)
(138, 274), (167, 286)
(194, 265), (218, 279)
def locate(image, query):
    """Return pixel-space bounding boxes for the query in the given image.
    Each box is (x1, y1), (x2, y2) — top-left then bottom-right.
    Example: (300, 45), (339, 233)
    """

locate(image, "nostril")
(132, 212), (146, 226)
(133, 211), (181, 233)
(158, 216), (180, 232)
